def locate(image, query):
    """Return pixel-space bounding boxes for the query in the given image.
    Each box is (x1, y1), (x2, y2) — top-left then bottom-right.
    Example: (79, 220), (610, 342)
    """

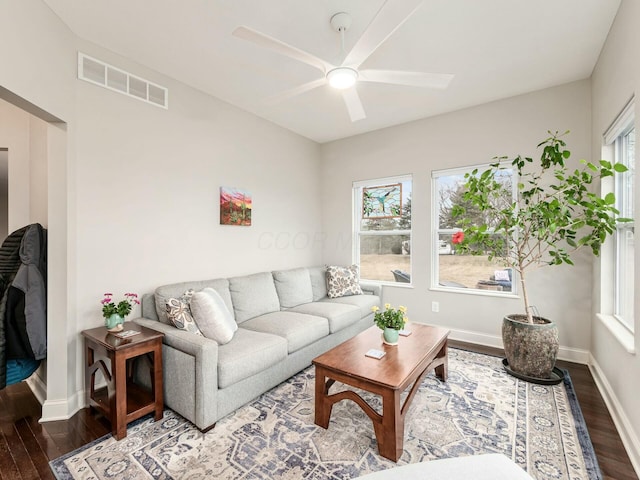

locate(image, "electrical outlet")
(432, 301), (439, 313)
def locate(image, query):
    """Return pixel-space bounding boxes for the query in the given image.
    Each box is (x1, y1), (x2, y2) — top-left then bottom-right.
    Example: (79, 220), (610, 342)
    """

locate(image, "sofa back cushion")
(308, 266), (328, 301)
(229, 272), (280, 323)
(154, 278), (233, 324)
(272, 268), (313, 308)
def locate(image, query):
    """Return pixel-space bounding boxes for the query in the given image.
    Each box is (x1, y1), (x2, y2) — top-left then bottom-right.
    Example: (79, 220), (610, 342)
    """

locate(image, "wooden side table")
(82, 321), (164, 440)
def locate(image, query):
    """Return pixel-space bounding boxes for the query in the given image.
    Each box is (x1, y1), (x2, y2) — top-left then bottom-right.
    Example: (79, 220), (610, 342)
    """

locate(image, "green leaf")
(599, 160), (612, 169)
(604, 192), (615, 205)
(614, 163), (628, 173)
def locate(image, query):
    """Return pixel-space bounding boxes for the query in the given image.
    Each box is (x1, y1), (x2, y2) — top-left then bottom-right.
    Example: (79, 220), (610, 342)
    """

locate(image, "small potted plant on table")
(373, 303), (407, 345)
(101, 292), (140, 332)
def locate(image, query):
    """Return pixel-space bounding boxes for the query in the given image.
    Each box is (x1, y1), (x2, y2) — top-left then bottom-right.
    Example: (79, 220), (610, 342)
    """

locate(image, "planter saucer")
(502, 358), (564, 385)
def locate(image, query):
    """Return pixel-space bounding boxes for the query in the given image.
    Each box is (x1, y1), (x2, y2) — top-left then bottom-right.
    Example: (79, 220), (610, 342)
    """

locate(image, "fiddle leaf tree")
(452, 131), (630, 324)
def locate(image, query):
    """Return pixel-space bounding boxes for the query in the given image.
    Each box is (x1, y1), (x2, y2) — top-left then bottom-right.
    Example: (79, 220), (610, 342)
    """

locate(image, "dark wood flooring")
(0, 341), (637, 480)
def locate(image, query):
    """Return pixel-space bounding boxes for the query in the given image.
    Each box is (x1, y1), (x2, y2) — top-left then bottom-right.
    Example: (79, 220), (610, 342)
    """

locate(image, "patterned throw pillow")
(165, 289), (203, 335)
(326, 265), (363, 299)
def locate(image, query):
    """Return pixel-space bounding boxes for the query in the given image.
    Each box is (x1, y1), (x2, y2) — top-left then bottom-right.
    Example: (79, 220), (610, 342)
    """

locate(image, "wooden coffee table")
(312, 323), (449, 462)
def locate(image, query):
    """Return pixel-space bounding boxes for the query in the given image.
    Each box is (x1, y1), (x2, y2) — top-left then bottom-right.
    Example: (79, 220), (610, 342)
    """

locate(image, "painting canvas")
(220, 187), (252, 226)
(362, 183), (402, 219)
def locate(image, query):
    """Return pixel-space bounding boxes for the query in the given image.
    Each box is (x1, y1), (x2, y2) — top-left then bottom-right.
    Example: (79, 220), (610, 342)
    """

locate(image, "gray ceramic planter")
(502, 314), (559, 380)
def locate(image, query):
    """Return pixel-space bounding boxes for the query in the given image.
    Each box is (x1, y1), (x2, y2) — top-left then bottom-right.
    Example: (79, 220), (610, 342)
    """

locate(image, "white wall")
(29, 115), (48, 226)
(72, 40), (323, 403)
(1, 1), (323, 420)
(321, 80), (593, 360)
(0, 99), (31, 231)
(590, 0), (640, 472)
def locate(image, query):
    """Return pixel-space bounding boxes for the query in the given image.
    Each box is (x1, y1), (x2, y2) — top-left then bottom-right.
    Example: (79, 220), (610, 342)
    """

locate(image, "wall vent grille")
(78, 52), (168, 109)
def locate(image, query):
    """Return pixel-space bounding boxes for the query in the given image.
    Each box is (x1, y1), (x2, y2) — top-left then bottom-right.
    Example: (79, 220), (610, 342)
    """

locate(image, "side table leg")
(152, 342), (164, 421)
(113, 353), (128, 440)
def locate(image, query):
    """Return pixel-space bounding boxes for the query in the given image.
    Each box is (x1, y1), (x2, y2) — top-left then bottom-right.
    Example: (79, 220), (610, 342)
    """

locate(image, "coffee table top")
(313, 323), (449, 389)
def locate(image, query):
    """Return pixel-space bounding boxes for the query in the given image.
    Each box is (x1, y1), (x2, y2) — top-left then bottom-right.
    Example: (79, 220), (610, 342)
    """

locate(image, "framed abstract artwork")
(220, 187), (252, 226)
(362, 183), (402, 219)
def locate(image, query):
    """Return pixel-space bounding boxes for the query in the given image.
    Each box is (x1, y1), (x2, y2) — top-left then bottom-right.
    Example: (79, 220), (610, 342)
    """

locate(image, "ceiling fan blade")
(233, 26), (333, 74)
(341, 88), (366, 122)
(342, 0), (423, 69)
(264, 78), (327, 105)
(359, 69), (454, 89)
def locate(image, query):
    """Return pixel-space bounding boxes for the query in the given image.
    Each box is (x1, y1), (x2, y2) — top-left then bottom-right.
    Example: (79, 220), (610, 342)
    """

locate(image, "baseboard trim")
(589, 355), (640, 477)
(447, 327), (590, 364)
(25, 370), (47, 405)
(40, 389), (84, 423)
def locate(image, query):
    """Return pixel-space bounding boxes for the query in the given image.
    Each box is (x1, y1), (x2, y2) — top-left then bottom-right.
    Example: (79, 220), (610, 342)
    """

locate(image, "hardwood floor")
(0, 342), (637, 479)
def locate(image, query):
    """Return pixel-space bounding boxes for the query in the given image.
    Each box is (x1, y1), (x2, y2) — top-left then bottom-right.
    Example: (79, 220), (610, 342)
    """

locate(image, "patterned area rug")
(50, 348), (601, 479)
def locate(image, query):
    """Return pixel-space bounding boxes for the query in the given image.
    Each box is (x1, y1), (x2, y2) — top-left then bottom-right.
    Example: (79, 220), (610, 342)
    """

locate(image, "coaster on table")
(365, 349), (386, 359)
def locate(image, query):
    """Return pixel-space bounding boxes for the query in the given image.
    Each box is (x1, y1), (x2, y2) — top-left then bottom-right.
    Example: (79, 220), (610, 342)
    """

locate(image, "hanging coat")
(0, 224), (47, 389)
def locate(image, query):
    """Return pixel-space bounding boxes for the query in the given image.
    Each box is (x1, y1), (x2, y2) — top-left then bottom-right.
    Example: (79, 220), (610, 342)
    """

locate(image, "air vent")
(78, 52), (168, 109)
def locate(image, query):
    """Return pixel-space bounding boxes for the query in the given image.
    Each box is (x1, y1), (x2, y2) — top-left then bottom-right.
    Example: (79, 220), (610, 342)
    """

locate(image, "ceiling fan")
(232, 0), (454, 122)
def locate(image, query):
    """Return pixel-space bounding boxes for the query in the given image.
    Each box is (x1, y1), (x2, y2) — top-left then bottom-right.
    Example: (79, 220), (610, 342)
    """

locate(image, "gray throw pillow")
(190, 287), (238, 344)
(326, 265), (363, 298)
(165, 290), (203, 335)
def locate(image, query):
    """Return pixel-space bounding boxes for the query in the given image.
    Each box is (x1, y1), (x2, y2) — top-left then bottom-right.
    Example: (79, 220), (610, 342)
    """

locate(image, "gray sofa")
(134, 266), (381, 431)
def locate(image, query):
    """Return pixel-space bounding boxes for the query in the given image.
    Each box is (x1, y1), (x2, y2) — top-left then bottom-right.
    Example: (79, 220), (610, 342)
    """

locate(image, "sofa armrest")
(133, 317), (219, 430)
(360, 282), (382, 297)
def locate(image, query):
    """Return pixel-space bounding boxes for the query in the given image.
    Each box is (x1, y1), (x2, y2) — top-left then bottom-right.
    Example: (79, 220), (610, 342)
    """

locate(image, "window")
(600, 98), (635, 340)
(353, 176), (412, 283)
(432, 165), (515, 293)
(612, 121), (635, 331)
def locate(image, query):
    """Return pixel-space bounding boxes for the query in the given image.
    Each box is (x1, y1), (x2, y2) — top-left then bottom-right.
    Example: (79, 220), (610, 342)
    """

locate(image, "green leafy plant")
(452, 131), (629, 324)
(101, 292), (140, 319)
(372, 303), (407, 330)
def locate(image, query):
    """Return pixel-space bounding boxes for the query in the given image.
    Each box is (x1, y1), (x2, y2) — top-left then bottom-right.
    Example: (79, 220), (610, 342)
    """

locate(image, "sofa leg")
(201, 423), (216, 433)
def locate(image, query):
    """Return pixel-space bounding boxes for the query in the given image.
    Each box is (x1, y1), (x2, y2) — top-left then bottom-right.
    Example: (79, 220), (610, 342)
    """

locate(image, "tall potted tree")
(452, 131), (628, 383)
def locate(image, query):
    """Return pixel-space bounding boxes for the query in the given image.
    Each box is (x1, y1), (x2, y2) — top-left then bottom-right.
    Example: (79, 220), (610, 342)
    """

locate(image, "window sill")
(363, 280), (413, 289)
(596, 314), (635, 354)
(430, 286), (519, 300)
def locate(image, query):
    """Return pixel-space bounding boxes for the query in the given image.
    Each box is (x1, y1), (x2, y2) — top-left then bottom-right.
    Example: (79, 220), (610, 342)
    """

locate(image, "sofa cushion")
(289, 302), (361, 334)
(190, 288), (237, 344)
(272, 268), (313, 308)
(240, 311), (329, 353)
(321, 294), (380, 318)
(165, 291), (203, 335)
(326, 265), (363, 298)
(308, 266), (328, 301)
(217, 329), (288, 389)
(229, 272), (280, 323)
(155, 278), (234, 324)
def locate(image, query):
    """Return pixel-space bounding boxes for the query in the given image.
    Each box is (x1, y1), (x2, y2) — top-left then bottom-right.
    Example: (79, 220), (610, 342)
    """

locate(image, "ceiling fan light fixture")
(327, 67), (358, 89)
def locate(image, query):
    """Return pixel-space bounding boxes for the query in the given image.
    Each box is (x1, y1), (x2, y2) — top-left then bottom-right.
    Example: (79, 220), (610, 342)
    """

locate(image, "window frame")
(431, 162), (518, 296)
(353, 174), (412, 285)
(599, 96), (635, 346)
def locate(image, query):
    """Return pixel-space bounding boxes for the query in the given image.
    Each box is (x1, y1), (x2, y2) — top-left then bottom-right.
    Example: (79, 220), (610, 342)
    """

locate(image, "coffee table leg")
(434, 342), (448, 381)
(375, 388), (403, 462)
(314, 367), (332, 428)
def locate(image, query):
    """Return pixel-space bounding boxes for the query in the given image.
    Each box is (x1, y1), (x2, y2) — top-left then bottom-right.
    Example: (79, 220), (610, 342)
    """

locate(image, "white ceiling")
(43, 0), (621, 143)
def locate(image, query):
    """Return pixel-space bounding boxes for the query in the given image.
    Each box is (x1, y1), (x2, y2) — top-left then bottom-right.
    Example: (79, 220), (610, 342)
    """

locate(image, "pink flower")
(452, 232), (465, 244)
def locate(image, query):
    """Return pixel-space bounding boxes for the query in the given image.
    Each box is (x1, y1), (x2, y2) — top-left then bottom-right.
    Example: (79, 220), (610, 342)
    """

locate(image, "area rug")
(50, 348), (601, 479)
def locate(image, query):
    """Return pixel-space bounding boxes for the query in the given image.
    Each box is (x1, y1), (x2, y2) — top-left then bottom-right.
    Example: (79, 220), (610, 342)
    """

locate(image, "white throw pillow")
(190, 287), (238, 344)
(494, 270), (511, 281)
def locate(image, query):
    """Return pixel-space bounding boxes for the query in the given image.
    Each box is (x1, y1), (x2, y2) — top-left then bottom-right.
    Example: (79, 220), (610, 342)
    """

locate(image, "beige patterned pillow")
(326, 265), (363, 298)
(166, 290), (203, 335)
